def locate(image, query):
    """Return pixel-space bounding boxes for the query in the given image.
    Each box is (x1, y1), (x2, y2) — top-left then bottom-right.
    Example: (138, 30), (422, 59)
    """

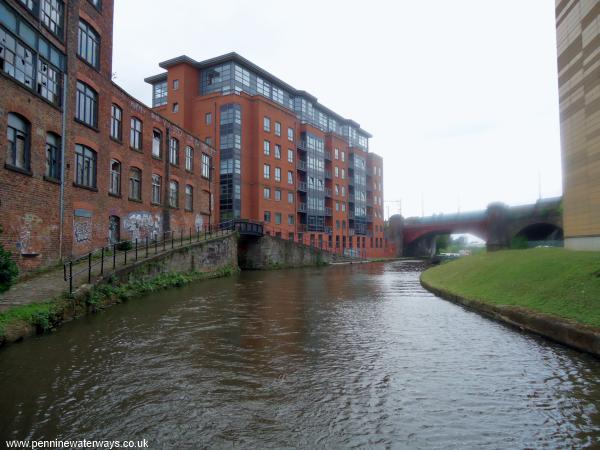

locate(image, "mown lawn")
(421, 248), (600, 328)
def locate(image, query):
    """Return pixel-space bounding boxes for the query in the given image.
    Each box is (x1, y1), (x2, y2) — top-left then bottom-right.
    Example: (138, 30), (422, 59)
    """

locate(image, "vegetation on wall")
(0, 225), (19, 292)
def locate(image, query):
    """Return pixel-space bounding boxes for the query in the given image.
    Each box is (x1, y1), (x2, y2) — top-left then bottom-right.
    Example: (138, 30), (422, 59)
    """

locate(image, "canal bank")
(420, 248), (600, 356)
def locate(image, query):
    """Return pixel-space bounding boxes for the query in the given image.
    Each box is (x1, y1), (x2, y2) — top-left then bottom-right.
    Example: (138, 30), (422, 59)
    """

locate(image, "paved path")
(0, 231), (232, 312)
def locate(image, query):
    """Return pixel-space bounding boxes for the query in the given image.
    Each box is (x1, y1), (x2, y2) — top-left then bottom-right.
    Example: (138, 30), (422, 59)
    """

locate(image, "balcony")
(298, 181), (307, 192)
(324, 151), (332, 161)
(349, 193), (355, 202)
(325, 207), (332, 216)
(324, 188), (332, 197)
(349, 228), (355, 236)
(297, 160), (307, 171)
(324, 226), (333, 235)
(347, 177), (354, 186)
(325, 170), (332, 179)
(348, 211), (355, 219)
(298, 202), (307, 213)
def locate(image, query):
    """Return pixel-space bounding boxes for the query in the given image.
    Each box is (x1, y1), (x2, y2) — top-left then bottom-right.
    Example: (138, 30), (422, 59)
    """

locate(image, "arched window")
(129, 167), (141, 201)
(6, 113), (30, 172)
(75, 81), (98, 128)
(45, 132), (61, 180)
(77, 19), (100, 68)
(169, 137), (179, 165)
(169, 180), (179, 208)
(109, 159), (121, 195)
(151, 174), (161, 204)
(130, 117), (142, 150)
(185, 185), (193, 211)
(152, 129), (162, 158)
(75, 144), (97, 188)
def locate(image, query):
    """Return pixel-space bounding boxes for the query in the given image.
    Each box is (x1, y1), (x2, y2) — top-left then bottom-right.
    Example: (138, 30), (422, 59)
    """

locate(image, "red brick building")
(0, 0), (214, 272)
(145, 54), (386, 258)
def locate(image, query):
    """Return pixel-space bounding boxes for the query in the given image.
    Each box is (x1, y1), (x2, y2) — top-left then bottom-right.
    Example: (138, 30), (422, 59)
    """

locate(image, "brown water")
(0, 260), (599, 449)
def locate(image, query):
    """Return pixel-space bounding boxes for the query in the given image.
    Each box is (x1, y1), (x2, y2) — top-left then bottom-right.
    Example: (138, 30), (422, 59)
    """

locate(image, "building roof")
(144, 52), (372, 138)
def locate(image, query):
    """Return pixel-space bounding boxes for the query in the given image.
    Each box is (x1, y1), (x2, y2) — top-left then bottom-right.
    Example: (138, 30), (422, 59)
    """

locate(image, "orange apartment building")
(0, 0), (214, 272)
(145, 53), (386, 258)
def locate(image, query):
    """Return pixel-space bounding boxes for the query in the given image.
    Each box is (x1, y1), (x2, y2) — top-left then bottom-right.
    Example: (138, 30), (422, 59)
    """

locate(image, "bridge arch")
(513, 222), (563, 243)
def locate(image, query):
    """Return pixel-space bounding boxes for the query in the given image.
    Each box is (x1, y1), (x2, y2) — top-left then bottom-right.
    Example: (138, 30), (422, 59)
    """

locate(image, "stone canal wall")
(238, 234), (331, 270)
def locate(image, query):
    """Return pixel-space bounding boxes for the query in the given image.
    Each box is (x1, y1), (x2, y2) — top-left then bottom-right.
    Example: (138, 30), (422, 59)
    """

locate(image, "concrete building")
(0, 0), (214, 272)
(145, 53), (386, 258)
(555, 0), (600, 250)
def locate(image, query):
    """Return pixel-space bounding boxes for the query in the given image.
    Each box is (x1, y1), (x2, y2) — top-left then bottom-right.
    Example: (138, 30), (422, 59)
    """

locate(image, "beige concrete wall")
(556, 0), (600, 249)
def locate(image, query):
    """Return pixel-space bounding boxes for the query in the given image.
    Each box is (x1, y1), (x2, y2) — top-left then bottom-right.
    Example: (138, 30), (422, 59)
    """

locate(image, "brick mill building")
(145, 53), (386, 258)
(0, 0), (214, 272)
(0, 0), (386, 273)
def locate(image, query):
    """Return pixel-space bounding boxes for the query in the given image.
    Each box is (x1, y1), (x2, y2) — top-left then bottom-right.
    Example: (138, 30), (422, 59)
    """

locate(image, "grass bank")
(0, 265), (237, 346)
(421, 248), (600, 329)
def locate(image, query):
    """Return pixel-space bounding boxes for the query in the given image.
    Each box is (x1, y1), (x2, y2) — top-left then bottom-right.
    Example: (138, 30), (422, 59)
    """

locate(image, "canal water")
(0, 260), (599, 448)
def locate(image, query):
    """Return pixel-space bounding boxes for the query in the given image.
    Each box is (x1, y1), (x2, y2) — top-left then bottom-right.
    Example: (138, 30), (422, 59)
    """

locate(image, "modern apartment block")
(555, 0), (600, 250)
(0, 0), (214, 272)
(145, 53), (386, 257)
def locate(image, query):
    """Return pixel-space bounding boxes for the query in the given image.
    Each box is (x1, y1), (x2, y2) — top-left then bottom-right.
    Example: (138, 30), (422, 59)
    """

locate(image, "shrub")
(0, 245), (19, 292)
(116, 240), (133, 251)
(510, 235), (529, 249)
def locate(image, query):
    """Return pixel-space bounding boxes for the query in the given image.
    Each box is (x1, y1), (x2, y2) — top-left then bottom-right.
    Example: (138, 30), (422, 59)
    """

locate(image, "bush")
(510, 235), (529, 249)
(116, 240), (133, 251)
(0, 245), (19, 292)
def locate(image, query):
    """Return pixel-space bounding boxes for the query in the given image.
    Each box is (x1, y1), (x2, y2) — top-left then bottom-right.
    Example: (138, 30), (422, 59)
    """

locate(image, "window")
(185, 146), (193, 171)
(75, 81), (98, 127)
(341, 186), (345, 197)
(169, 137), (179, 165)
(275, 213), (282, 225)
(6, 113), (30, 172)
(130, 117), (142, 150)
(288, 127), (294, 141)
(275, 122), (281, 136)
(287, 171), (293, 184)
(275, 167), (281, 182)
(263, 187), (271, 199)
(288, 214), (294, 225)
(341, 168), (345, 179)
(263, 116), (270, 132)
(335, 184), (339, 195)
(335, 166), (339, 178)
(74, 144), (96, 188)
(201, 153), (210, 179)
(169, 181), (179, 207)
(264, 211), (271, 222)
(40, 0), (64, 37)
(342, 203), (346, 212)
(205, 137), (212, 146)
(173, 79), (179, 90)
(153, 81), (167, 107)
(205, 112), (212, 124)
(152, 129), (162, 158)
(151, 174), (161, 204)
(275, 189), (281, 201)
(263, 164), (270, 179)
(263, 140), (270, 156)
(88, 0), (101, 10)
(172, 103), (179, 113)
(185, 185), (193, 211)
(77, 20), (99, 68)
(335, 148), (339, 160)
(45, 132), (60, 179)
(274, 144), (281, 160)
(109, 159), (121, 195)
(129, 167), (141, 201)
(288, 192), (294, 203)
(341, 151), (345, 162)
(103, 104), (121, 143)
(288, 149), (294, 163)
(335, 202), (339, 212)
(37, 57), (61, 105)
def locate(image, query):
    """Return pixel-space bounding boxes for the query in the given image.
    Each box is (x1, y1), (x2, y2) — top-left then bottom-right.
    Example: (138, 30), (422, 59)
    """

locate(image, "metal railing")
(63, 221), (236, 294)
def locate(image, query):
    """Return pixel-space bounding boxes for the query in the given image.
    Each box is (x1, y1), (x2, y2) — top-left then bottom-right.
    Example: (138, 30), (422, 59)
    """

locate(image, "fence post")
(69, 261), (73, 294)
(113, 244), (117, 269)
(100, 247), (104, 276)
(189, 227), (192, 244)
(180, 229), (183, 246)
(163, 232), (166, 251)
(171, 231), (174, 249)
(88, 252), (92, 284)
(155, 236), (158, 254)
(124, 247), (127, 265)
(145, 236), (149, 258)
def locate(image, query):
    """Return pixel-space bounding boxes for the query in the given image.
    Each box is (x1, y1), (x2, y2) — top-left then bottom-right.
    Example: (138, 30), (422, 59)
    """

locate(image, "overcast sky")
(113, 0), (562, 219)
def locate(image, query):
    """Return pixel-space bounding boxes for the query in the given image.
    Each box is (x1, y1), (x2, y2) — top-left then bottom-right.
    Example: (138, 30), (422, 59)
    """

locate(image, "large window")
(88, 0), (101, 10)
(275, 122), (281, 137)
(169, 137), (179, 165)
(129, 167), (141, 200)
(109, 159), (121, 195)
(288, 149), (293, 163)
(152, 81), (167, 107)
(0, 7), (65, 106)
(151, 174), (161, 204)
(75, 81), (98, 127)
(288, 127), (294, 142)
(263, 140), (270, 156)
(130, 117), (142, 150)
(75, 144), (96, 188)
(152, 129), (162, 158)
(6, 113), (30, 172)
(110, 104), (122, 141)
(169, 180), (179, 208)
(45, 132), (60, 179)
(185, 146), (193, 171)
(40, 0), (64, 37)
(77, 20), (99, 68)
(185, 185), (193, 211)
(274, 144), (281, 160)
(263, 116), (270, 132)
(275, 167), (281, 182)
(201, 153), (210, 179)
(263, 164), (270, 179)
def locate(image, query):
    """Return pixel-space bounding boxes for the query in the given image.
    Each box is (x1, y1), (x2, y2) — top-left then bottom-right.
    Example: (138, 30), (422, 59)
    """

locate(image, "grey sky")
(113, 0), (561, 218)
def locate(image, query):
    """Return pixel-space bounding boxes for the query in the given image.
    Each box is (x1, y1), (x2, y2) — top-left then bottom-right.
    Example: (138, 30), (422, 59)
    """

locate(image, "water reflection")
(0, 261), (599, 448)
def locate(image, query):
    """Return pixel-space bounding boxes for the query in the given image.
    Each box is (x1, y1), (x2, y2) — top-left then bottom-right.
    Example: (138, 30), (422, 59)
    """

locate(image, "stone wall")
(238, 234), (331, 270)
(110, 233), (237, 283)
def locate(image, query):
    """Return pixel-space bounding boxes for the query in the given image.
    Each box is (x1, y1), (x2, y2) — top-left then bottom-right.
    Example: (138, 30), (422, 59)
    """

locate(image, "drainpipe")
(58, 73), (68, 260)
(163, 127), (171, 234)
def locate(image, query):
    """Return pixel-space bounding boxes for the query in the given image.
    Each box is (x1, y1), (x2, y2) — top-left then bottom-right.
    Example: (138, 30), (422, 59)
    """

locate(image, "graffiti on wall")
(195, 214), (204, 232)
(123, 212), (162, 241)
(16, 213), (42, 253)
(73, 219), (92, 243)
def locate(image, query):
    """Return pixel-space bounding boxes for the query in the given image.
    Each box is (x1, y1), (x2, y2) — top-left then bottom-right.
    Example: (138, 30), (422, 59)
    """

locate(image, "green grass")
(421, 248), (600, 329)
